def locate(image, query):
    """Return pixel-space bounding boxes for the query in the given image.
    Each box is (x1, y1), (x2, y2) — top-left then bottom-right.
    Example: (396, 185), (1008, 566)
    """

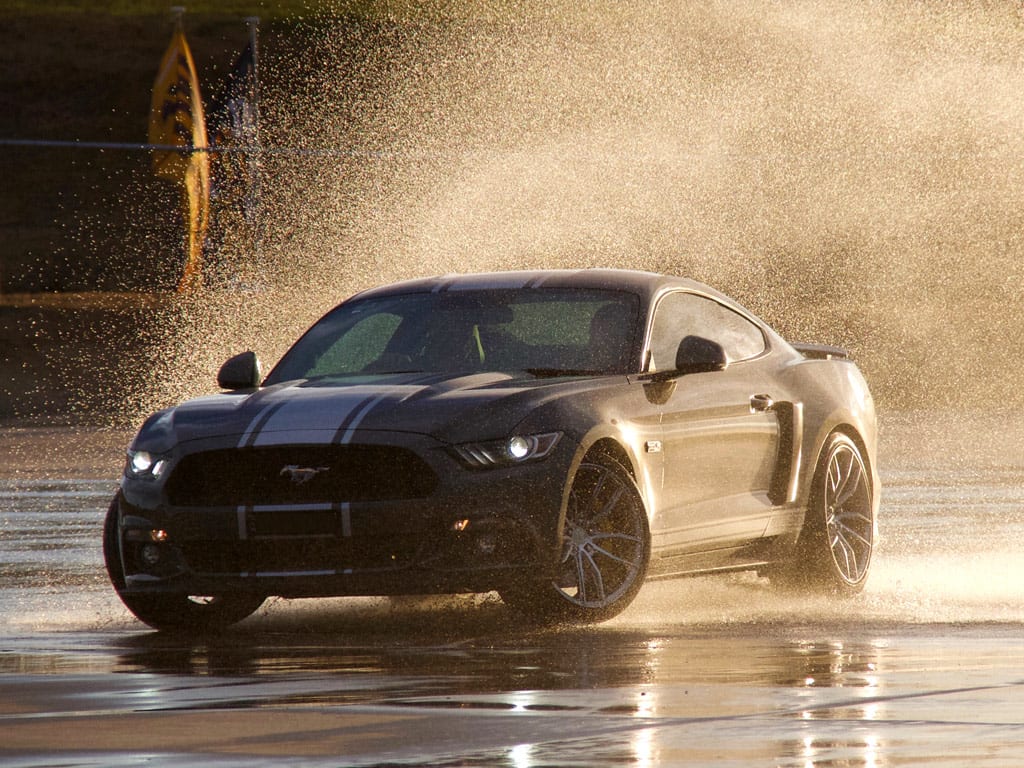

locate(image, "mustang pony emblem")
(279, 465), (330, 485)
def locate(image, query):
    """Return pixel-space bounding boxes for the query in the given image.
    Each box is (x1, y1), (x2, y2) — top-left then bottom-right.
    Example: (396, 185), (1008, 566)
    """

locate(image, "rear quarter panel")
(779, 354), (879, 516)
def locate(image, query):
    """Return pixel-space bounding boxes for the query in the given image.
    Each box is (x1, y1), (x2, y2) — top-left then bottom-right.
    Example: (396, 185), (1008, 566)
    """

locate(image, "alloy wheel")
(553, 458), (648, 609)
(823, 440), (873, 585)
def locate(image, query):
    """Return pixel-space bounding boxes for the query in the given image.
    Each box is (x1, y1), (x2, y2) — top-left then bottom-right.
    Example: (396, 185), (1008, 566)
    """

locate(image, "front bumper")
(115, 431), (571, 598)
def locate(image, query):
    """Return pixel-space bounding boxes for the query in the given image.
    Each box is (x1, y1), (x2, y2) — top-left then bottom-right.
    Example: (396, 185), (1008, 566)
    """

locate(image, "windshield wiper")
(524, 367), (603, 378)
(299, 370), (427, 382)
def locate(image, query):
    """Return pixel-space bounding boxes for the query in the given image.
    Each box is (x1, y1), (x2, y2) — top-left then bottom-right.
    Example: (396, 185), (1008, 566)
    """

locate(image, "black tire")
(103, 496), (127, 591)
(501, 453), (650, 623)
(778, 432), (875, 595)
(103, 497), (264, 632)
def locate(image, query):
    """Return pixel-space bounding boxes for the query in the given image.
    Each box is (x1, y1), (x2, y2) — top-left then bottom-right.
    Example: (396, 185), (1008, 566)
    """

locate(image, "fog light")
(150, 529), (168, 542)
(141, 543), (162, 567)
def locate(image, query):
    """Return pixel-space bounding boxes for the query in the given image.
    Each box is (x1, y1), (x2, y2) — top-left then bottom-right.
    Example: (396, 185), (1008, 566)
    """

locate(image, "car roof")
(348, 269), (717, 305)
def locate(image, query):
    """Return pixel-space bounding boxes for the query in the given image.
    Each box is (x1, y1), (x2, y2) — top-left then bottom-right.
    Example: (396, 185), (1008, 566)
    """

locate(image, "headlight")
(125, 449), (169, 479)
(453, 432), (562, 469)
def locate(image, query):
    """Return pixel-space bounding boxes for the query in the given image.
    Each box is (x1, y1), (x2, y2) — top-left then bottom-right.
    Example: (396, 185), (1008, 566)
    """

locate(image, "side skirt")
(646, 535), (791, 580)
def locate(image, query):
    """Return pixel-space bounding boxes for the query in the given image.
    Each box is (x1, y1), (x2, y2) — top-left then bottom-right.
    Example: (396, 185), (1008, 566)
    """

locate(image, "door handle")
(750, 393), (775, 413)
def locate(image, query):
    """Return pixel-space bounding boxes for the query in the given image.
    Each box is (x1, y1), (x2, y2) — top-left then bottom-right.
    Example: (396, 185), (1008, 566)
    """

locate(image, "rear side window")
(649, 292), (765, 371)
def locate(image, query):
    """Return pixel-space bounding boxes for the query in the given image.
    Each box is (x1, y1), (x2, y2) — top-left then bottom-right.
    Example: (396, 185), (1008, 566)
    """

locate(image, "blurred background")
(2, 0), (1023, 424)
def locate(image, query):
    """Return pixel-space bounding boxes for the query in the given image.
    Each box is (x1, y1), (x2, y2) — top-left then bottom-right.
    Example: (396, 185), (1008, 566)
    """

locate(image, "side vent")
(768, 401), (804, 506)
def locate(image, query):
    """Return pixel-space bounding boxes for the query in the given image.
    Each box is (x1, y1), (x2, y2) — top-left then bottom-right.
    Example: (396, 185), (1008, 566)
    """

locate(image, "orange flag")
(149, 16), (209, 292)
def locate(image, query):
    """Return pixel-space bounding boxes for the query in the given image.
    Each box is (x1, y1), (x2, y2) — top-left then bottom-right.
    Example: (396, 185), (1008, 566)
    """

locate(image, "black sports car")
(105, 269), (879, 630)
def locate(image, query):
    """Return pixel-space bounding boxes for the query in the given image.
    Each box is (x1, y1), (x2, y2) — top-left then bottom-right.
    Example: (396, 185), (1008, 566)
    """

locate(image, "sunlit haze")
(93, 1), (1024, 421)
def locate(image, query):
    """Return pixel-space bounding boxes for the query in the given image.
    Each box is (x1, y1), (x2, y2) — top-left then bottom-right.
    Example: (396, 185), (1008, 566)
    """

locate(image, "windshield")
(265, 288), (642, 383)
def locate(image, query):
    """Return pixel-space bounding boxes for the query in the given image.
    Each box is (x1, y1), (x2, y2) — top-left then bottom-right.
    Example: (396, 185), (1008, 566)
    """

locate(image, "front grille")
(165, 445), (437, 507)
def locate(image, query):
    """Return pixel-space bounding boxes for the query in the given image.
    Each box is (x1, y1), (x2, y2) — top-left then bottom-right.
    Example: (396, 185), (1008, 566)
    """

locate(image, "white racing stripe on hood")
(336, 391), (396, 444)
(250, 390), (366, 447)
(238, 383), (429, 448)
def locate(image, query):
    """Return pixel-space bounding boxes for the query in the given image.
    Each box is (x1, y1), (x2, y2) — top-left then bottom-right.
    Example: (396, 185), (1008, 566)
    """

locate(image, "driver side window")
(649, 292), (765, 371)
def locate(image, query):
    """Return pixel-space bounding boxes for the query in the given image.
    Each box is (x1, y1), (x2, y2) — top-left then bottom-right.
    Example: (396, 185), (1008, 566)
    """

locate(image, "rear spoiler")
(792, 342), (850, 360)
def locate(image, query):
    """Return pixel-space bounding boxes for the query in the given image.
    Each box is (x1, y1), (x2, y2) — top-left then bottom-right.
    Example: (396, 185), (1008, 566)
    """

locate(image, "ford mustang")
(104, 269), (879, 631)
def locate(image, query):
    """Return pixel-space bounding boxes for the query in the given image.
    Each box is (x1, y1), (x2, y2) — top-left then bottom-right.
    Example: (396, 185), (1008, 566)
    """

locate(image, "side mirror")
(217, 351), (262, 390)
(675, 335), (727, 375)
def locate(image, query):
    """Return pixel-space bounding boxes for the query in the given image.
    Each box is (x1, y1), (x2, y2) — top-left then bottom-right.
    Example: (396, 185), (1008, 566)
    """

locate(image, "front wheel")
(103, 497), (264, 632)
(777, 432), (875, 595)
(501, 454), (650, 623)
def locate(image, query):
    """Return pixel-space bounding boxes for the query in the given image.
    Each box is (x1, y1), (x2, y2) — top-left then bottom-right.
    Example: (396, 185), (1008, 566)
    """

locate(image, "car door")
(647, 291), (780, 552)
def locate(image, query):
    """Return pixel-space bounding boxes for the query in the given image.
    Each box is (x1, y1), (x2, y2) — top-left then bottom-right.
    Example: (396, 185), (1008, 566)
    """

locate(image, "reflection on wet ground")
(1, 414), (1024, 765)
(3, 612), (1023, 766)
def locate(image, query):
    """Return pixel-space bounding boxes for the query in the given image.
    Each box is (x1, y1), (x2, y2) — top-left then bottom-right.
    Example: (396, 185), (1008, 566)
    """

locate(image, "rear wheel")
(501, 454), (650, 623)
(103, 497), (264, 632)
(778, 432), (875, 595)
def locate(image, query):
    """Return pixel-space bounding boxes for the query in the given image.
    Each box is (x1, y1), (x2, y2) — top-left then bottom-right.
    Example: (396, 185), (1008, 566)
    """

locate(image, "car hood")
(132, 371), (588, 452)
